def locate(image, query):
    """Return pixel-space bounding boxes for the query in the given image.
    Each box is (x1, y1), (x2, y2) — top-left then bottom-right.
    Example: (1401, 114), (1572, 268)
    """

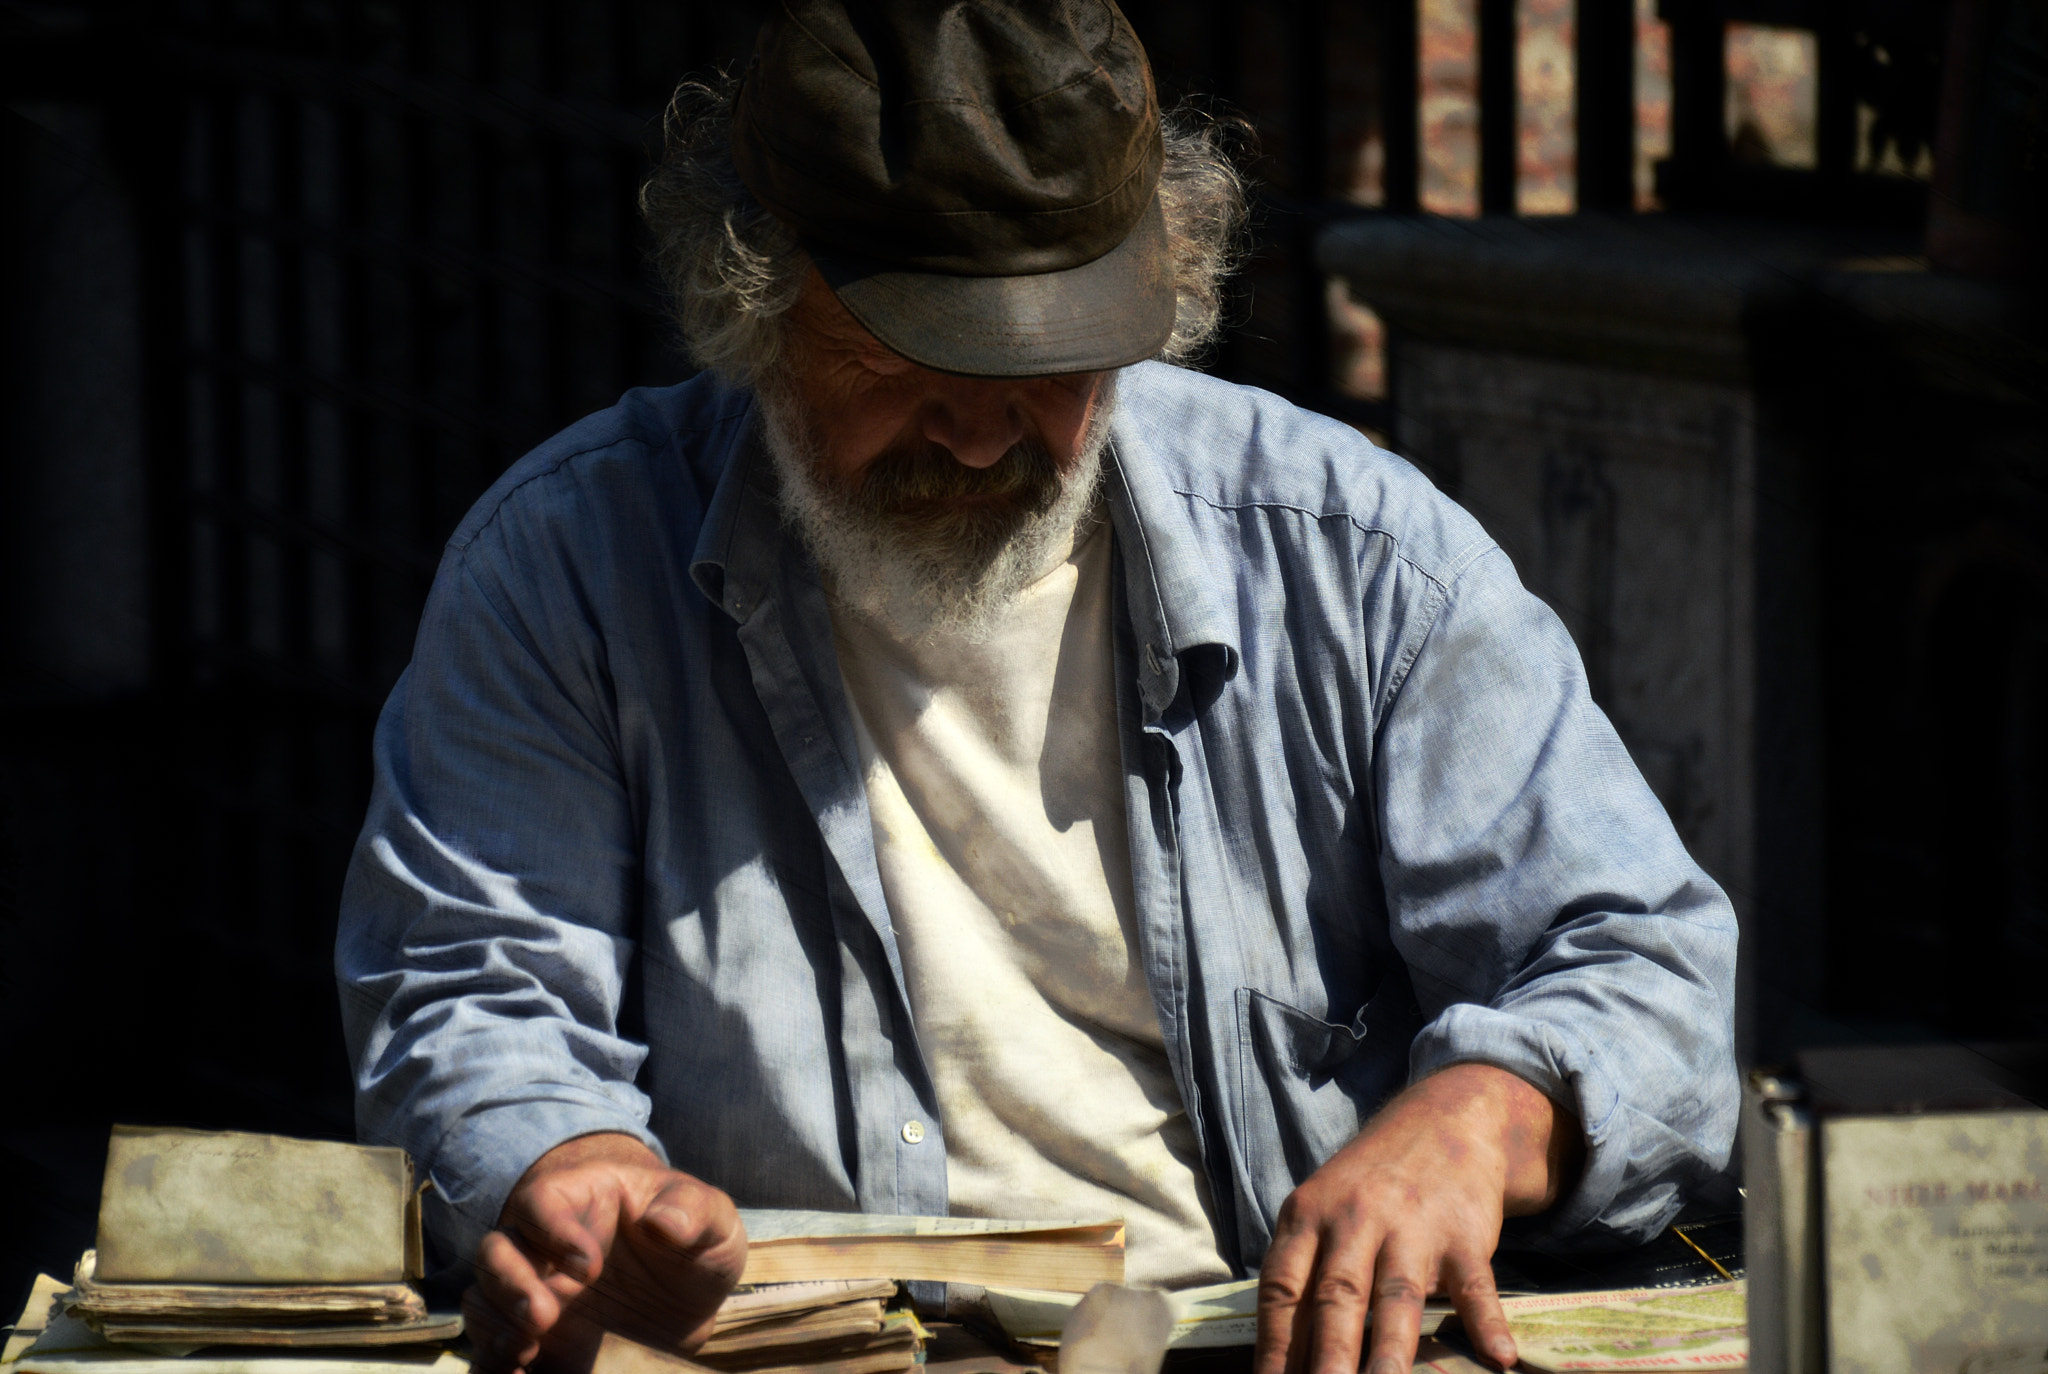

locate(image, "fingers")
(505, 1179), (616, 1285)
(1254, 1212), (1321, 1374)
(1442, 1251), (1517, 1371)
(461, 1285), (524, 1374)
(1303, 1230), (1381, 1374)
(476, 1230), (565, 1331)
(468, 1231), (560, 1374)
(615, 1177), (747, 1354)
(1358, 1244), (1431, 1374)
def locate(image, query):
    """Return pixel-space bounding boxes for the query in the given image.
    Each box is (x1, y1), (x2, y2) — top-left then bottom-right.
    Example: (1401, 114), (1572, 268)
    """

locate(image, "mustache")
(849, 436), (1064, 517)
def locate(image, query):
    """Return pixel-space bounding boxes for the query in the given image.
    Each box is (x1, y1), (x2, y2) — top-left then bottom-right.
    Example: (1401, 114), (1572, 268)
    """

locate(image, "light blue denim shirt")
(336, 362), (1738, 1275)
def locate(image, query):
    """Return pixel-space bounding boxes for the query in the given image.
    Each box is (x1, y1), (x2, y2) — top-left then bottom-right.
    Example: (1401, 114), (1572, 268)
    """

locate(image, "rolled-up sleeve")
(337, 521), (667, 1268)
(1375, 545), (1738, 1247)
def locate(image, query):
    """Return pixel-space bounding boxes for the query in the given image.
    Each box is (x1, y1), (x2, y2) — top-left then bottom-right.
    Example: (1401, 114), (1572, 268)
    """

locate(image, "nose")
(919, 375), (1025, 469)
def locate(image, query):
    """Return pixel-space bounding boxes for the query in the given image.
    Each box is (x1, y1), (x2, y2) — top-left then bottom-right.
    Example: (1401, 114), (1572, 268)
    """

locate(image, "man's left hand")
(1253, 1062), (1584, 1374)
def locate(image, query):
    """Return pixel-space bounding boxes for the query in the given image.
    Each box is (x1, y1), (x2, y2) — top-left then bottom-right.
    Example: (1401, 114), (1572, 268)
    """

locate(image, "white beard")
(756, 376), (1115, 641)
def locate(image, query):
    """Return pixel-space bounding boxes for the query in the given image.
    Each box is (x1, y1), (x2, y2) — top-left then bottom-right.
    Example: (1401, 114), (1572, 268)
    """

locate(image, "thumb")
(640, 1197), (702, 1251)
(637, 1177), (746, 1266)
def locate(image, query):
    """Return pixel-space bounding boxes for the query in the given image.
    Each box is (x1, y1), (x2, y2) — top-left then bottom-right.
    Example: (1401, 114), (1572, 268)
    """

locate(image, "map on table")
(1497, 1280), (1748, 1371)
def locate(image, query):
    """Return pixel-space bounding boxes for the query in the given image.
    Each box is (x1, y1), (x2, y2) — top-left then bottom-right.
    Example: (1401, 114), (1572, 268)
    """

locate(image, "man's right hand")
(464, 1133), (748, 1374)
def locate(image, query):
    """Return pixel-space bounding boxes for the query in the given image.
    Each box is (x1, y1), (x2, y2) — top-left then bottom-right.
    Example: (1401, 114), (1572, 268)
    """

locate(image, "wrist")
(1407, 1063), (1581, 1216)
(503, 1132), (664, 1221)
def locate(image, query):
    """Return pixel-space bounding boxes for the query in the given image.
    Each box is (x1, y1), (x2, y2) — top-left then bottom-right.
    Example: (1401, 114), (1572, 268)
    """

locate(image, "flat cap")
(732, 0), (1176, 376)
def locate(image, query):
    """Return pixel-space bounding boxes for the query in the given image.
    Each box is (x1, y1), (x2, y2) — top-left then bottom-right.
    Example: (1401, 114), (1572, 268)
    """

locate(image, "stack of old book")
(678, 1279), (914, 1374)
(592, 1211), (1127, 1374)
(58, 1125), (456, 1351)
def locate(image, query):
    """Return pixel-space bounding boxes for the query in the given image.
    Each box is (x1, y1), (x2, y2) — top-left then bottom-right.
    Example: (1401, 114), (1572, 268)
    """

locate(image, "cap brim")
(809, 195), (1176, 378)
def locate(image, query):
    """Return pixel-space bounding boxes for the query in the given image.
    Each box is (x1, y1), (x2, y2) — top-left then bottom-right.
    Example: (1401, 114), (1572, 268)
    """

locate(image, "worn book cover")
(1821, 1109), (2048, 1374)
(93, 1127), (423, 1284)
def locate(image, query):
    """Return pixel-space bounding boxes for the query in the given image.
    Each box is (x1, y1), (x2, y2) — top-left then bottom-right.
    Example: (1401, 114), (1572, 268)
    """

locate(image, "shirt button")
(901, 1120), (926, 1145)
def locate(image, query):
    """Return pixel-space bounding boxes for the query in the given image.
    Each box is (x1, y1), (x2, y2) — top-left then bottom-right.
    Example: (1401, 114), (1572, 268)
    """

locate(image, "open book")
(735, 1210), (1123, 1292)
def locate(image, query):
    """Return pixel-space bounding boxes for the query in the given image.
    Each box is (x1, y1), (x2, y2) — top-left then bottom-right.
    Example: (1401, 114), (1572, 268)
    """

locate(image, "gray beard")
(757, 377), (1114, 641)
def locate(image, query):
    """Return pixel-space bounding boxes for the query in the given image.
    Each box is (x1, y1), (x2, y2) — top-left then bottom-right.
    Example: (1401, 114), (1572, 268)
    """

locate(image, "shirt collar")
(688, 383), (1242, 716)
(689, 395), (788, 625)
(1102, 404), (1242, 720)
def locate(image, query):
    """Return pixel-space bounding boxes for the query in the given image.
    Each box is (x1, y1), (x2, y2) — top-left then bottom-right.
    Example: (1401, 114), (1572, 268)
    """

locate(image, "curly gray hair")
(638, 76), (1249, 388)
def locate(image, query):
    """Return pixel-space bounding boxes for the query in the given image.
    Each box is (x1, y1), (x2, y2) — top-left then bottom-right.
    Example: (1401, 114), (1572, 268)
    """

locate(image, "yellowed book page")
(94, 1128), (416, 1284)
(70, 1254), (424, 1325)
(1823, 1109), (2048, 1374)
(1494, 1281), (1747, 1371)
(96, 1316), (462, 1348)
(713, 1282), (897, 1330)
(736, 1212), (1115, 1244)
(697, 1303), (886, 1356)
(738, 1236), (1121, 1291)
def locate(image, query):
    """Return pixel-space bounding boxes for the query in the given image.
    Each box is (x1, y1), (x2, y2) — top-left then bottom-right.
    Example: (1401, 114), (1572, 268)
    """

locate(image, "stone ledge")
(1317, 213), (2035, 396)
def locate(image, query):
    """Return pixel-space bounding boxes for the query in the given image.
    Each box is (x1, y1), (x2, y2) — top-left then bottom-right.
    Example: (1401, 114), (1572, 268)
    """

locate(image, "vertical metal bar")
(1480, 0), (1519, 213)
(1662, 0), (1725, 209)
(274, 91), (311, 667)
(469, 0), (505, 495)
(540, 0), (574, 432)
(268, 80), (317, 955)
(124, 71), (196, 693)
(1814, 0), (1855, 185)
(1292, 0), (1331, 398)
(612, 0), (652, 388)
(1207, 0), (1241, 107)
(341, 10), (374, 686)
(1576, 0), (1637, 210)
(1206, 0), (1244, 379)
(401, 8), (440, 571)
(208, 86), (250, 665)
(337, 1), (375, 688)
(1382, 0), (1421, 211)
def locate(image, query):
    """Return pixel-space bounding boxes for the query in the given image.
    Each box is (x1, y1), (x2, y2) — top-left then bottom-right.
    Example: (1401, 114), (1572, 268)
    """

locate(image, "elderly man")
(336, 4), (1738, 1374)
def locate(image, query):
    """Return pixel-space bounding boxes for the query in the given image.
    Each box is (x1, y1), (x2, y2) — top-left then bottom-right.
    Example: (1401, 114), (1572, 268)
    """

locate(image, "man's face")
(759, 270), (1117, 635)
(778, 269), (1110, 495)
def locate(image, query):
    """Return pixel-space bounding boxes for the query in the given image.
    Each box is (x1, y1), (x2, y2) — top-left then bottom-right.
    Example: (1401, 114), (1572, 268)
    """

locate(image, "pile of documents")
(595, 1280), (922, 1374)
(587, 1210), (1131, 1374)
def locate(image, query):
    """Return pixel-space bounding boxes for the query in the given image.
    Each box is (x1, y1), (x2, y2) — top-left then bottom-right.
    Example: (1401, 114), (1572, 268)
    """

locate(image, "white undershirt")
(828, 514), (1232, 1289)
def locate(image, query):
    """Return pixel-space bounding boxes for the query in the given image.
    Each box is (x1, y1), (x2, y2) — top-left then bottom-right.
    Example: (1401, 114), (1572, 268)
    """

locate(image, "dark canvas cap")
(731, 0), (1176, 376)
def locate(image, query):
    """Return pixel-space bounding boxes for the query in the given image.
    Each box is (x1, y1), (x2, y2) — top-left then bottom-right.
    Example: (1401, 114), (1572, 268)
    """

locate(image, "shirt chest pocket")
(1231, 975), (1421, 1241)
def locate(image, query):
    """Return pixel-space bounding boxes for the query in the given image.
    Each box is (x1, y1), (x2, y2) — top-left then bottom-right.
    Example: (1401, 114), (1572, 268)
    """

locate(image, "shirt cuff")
(417, 1094), (670, 1271)
(1407, 1002), (1630, 1245)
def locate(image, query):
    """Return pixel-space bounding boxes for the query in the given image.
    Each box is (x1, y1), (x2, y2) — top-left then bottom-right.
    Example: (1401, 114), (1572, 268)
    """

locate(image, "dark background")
(2, 0), (2043, 1311)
